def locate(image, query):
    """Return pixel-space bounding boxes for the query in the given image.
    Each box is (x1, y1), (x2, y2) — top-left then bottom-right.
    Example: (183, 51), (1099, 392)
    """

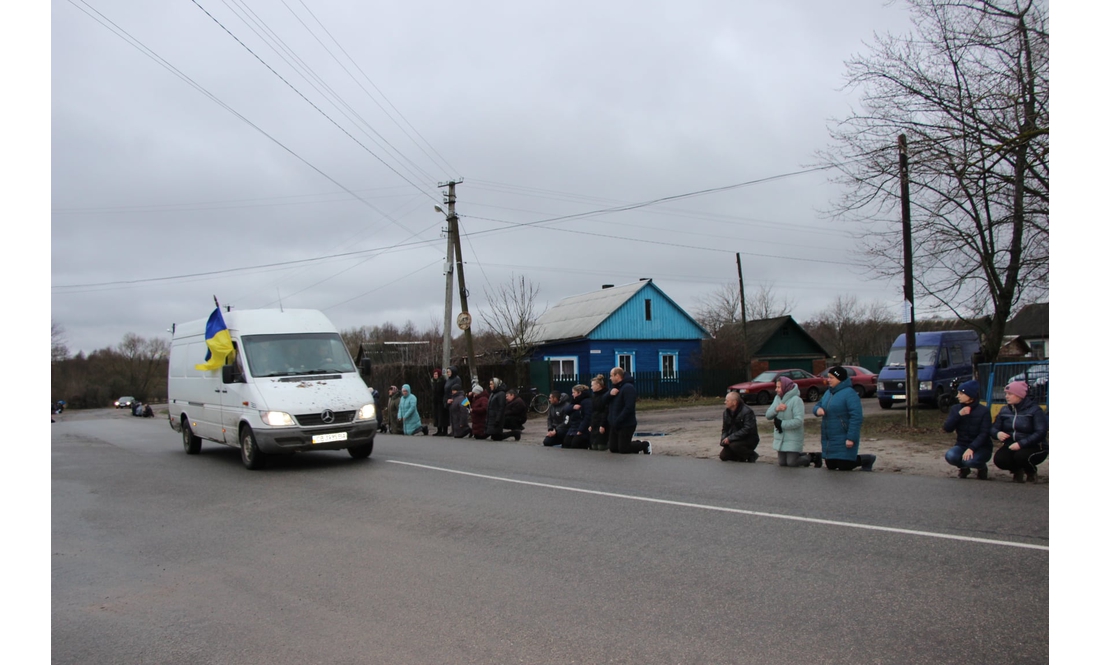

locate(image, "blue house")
(527, 280), (709, 392)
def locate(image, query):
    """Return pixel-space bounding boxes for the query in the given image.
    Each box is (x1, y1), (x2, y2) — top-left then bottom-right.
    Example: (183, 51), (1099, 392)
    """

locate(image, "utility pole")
(736, 253), (750, 382)
(439, 179), (477, 388)
(899, 134), (918, 427)
(440, 189), (456, 372)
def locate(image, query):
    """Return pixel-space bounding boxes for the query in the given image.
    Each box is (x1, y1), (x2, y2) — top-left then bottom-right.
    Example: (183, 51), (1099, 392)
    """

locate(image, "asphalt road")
(52, 411), (1048, 664)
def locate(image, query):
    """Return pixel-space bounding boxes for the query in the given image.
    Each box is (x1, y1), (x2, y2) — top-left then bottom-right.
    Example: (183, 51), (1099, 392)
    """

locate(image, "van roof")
(173, 309), (339, 340)
(891, 330), (979, 346)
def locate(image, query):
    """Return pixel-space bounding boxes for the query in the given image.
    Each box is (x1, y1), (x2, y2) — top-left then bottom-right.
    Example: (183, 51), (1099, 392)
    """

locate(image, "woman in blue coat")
(397, 384), (429, 436)
(813, 366), (876, 471)
(992, 381), (1048, 483)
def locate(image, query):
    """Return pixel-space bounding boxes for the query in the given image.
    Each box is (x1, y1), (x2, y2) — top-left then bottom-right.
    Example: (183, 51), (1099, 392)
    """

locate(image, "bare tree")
(117, 334), (169, 399)
(693, 281), (795, 335)
(52, 321), (70, 363)
(806, 295), (899, 364)
(820, 0), (1048, 361)
(478, 275), (545, 365)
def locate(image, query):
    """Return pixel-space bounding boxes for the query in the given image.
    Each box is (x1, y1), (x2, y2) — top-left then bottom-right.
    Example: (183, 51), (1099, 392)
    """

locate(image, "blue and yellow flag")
(194, 308), (234, 371)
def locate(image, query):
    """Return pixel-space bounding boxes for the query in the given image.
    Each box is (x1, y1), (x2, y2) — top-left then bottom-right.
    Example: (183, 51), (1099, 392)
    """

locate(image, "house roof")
(527, 281), (649, 345)
(1004, 303), (1048, 338)
(742, 316), (830, 357)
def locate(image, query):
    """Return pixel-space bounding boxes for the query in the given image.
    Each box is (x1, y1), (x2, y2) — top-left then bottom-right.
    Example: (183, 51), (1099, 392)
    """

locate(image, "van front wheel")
(879, 399), (893, 410)
(348, 441), (374, 459)
(182, 421), (202, 455)
(240, 424), (267, 470)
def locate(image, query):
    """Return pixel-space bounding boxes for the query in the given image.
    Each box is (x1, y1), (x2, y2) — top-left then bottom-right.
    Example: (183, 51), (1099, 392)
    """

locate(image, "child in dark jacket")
(563, 385), (592, 449)
(943, 380), (993, 479)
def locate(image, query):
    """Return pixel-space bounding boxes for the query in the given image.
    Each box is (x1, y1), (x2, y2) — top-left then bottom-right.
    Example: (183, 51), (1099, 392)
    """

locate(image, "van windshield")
(885, 346), (938, 368)
(241, 333), (356, 378)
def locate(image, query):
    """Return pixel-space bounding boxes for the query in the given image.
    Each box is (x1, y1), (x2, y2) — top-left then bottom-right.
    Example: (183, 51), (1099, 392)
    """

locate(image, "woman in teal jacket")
(813, 366), (876, 471)
(397, 384), (428, 436)
(765, 376), (810, 467)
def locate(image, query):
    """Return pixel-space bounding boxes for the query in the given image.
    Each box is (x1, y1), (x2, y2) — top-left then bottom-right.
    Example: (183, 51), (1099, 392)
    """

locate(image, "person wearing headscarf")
(385, 384), (403, 435)
(469, 384), (490, 439)
(765, 375), (809, 467)
(397, 384), (429, 436)
(814, 366), (875, 471)
(991, 380), (1048, 483)
(943, 379), (992, 479)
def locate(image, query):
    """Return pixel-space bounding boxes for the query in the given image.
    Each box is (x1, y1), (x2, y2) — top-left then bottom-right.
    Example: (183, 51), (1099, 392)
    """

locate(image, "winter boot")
(1012, 469), (1026, 483)
(859, 454), (877, 472)
(976, 466), (989, 480)
(1026, 470), (1037, 483)
(807, 452), (823, 468)
(958, 467), (971, 479)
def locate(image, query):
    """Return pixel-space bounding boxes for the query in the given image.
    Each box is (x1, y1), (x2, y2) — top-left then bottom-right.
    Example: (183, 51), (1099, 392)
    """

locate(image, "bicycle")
(518, 385), (550, 414)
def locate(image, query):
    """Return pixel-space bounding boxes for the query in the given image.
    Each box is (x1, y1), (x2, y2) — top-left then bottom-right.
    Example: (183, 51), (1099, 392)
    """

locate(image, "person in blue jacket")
(397, 384), (429, 436)
(992, 381), (1048, 483)
(813, 366), (876, 471)
(943, 379), (992, 479)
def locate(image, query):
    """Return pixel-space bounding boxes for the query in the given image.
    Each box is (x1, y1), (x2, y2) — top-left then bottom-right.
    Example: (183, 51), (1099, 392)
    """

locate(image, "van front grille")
(296, 410), (356, 426)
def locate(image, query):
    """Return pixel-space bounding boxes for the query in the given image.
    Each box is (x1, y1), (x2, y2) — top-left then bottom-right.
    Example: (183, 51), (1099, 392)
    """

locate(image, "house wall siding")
(589, 283), (707, 341)
(536, 339), (702, 375)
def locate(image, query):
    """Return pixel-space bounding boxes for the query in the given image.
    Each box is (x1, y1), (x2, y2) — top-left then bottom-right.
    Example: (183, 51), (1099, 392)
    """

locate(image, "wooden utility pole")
(899, 135), (918, 427)
(441, 200), (455, 372)
(736, 253), (750, 382)
(439, 179), (478, 388)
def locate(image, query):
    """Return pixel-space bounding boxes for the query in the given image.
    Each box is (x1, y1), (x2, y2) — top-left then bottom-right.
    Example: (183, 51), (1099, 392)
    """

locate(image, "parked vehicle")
(729, 368), (825, 405)
(876, 330), (981, 409)
(114, 396), (137, 409)
(1009, 363), (1049, 387)
(167, 309), (377, 469)
(817, 366), (878, 398)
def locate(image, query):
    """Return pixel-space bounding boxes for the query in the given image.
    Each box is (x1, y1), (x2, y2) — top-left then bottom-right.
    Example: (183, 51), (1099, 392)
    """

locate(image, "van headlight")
(877, 382), (885, 392)
(356, 404), (376, 421)
(919, 381), (933, 391)
(260, 411), (295, 427)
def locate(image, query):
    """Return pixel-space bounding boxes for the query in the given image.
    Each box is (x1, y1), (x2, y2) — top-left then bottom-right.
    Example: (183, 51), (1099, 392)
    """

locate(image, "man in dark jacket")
(943, 379), (992, 479)
(608, 367), (648, 454)
(486, 378), (508, 440)
(563, 385), (592, 449)
(501, 389), (528, 441)
(542, 391), (572, 446)
(719, 391), (760, 462)
(431, 369), (447, 436)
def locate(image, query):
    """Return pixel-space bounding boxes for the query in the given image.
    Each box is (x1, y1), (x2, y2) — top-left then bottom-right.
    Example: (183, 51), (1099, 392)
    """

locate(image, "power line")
(189, 0), (441, 204)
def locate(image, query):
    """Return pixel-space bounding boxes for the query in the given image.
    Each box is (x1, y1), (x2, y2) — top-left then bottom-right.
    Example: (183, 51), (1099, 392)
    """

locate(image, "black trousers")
(993, 444), (1048, 473)
(609, 426), (645, 454)
(719, 440), (758, 462)
(824, 455), (872, 471)
(562, 433), (590, 449)
(434, 402), (448, 433)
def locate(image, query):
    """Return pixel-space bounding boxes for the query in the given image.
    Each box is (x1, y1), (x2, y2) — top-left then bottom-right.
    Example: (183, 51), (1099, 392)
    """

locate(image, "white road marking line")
(387, 460), (1049, 552)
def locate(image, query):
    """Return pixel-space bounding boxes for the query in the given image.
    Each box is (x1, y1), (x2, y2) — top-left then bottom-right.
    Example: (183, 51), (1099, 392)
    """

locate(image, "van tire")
(240, 424), (267, 470)
(879, 399), (893, 409)
(348, 441), (374, 459)
(182, 421), (202, 455)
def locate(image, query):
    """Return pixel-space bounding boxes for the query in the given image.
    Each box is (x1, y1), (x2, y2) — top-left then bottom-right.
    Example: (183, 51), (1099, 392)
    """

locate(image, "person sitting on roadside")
(943, 379), (992, 479)
(991, 380), (1048, 483)
(765, 376), (809, 467)
(814, 366), (875, 471)
(563, 384), (593, 449)
(542, 391), (572, 447)
(587, 375), (611, 451)
(501, 389), (528, 441)
(720, 391), (760, 462)
(142, 403), (154, 418)
(470, 384), (490, 439)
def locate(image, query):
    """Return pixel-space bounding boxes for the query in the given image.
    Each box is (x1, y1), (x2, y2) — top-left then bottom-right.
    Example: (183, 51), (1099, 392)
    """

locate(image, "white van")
(167, 309), (377, 469)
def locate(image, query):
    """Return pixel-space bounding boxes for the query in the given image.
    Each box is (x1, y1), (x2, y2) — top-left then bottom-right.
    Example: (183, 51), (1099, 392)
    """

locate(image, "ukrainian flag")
(194, 308), (235, 371)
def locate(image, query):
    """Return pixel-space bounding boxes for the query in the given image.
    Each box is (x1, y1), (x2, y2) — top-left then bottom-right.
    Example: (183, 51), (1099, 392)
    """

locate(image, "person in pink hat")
(991, 380), (1048, 482)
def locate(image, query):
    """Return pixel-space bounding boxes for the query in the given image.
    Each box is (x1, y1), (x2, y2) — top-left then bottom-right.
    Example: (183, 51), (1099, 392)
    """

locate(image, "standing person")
(450, 383), (472, 439)
(469, 385), (490, 439)
(992, 381), (1048, 483)
(719, 391), (760, 462)
(385, 385), (403, 435)
(587, 375), (610, 451)
(542, 391), (572, 447)
(431, 369), (447, 436)
(765, 377), (809, 467)
(943, 379), (993, 479)
(563, 384), (593, 449)
(814, 366), (875, 471)
(608, 367), (649, 454)
(486, 377), (509, 441)
(501, 389), (528, 441)
(397, 384), (430, 436)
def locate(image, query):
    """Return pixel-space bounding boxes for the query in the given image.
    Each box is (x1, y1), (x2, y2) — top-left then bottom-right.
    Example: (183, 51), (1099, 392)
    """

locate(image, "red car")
(817, 365), (878, 398)
(728, 369), (826, 405)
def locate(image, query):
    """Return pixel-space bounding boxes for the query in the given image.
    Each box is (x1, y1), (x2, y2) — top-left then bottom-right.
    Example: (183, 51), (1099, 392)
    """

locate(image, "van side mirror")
(358, 357), (372, 377)
(222, 364), (245, 384)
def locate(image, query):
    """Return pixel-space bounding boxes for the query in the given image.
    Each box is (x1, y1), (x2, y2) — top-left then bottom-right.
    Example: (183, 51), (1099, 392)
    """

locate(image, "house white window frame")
(545, 355), (579, 378)
(615, 350), (636, 375)
(659, 350), (679, 379)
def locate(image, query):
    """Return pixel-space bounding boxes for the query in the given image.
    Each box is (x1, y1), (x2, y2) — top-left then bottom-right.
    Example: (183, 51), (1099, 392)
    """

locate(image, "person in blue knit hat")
(942, 379), (993, 479)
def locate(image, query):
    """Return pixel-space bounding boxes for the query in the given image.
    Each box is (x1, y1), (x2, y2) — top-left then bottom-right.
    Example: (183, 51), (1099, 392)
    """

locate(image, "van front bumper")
(252, 421), (377, 454)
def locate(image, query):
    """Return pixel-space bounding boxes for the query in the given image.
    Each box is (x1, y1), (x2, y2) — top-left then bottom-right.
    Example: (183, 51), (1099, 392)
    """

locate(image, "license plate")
(312, 431), (348, 444)
(892, 394), (906, 400)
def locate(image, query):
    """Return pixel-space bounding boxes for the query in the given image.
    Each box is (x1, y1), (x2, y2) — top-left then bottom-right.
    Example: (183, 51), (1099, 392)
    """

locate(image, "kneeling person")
(720, 391), (760, 462)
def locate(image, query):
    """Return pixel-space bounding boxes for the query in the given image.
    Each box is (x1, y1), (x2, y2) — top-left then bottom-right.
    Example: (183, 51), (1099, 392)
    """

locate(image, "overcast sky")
(48, 0), (1030, 353)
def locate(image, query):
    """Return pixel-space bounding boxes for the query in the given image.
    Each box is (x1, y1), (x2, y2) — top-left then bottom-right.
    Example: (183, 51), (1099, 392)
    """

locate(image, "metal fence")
(977, 360), (1048, 409)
